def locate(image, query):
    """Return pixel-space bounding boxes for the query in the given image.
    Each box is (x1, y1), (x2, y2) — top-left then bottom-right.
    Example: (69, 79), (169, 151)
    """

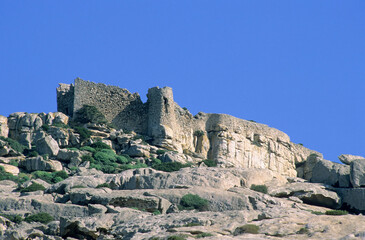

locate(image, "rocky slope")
(0, 106), (364, 239)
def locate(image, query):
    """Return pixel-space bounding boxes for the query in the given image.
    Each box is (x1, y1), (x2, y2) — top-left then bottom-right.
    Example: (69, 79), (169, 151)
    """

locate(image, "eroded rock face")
(270, 182), (341, 209)
(57, 80), (320, 177)
(20, 156), (62, 172)
(339, 154), (365, 165)
(36, 136), (60, 157)
(350, 159), (365, 188)
(298, 154), (350, 188)
(0, 115), (8, 138)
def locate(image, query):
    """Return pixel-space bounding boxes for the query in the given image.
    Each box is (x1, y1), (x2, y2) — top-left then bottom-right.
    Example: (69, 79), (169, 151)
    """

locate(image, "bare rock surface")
(339, 154), (365, 165)
(350, 159), (365, 188)
(0, 115), (8, 138)
(19, 156), (62, 172)
(36, 135), (60, 157)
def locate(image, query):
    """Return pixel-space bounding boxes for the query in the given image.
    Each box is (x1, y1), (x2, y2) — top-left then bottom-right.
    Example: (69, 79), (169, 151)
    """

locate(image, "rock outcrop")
(0, 115), (8, 138)
(57, 79), (321, 177)
(0, 79), (364, 239)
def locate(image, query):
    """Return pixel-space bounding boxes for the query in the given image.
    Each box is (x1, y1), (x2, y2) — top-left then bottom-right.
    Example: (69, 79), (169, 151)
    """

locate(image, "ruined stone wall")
(57, 83), (74, 117)
(57, 78), (147, 133)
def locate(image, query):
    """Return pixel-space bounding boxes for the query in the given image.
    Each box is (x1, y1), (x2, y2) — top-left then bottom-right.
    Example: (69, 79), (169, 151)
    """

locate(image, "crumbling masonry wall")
(57, 78), (147, 133)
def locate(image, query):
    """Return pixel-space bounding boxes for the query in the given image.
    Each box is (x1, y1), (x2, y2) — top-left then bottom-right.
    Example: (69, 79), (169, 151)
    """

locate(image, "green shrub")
(73, 126), (92, 142)
(297, 227), (309, 234)
(234, 224), (259, 235)
(91, 141), (111, 150)
(0, 214), (23, 224)
(9, 159), (18, 167)
(80, 146), (96, 153)
(0, 136), (27, 153)
(180, 194), (209, 211)
(28, 151), (39, 157)
(94, 151), (116, 163)
(310, 211), (324, 215)
(41, 124), (50, 132)
(24, 212), (54, 224)
(32, 170), (68, 184)
(96, 183), (111, 188)
(250, 184), (268, 194)
(32, 171), (53, 183)
(52, 122), (70, 129)
(81, 155), (95, 163)
(152, 210), (161, 215)
(150, 158), (162, 165)
(325, 210), (348, 215)
(202, 159), (217, 167)
(196, 233), (213, 238)
(101, 165), (116, 173)
(183, 222), (203, 227)
(74, 105), (107, 124)
(193, 130), (205, 137)
(20, 182), (46, 193)
(69, 166), (78, 171)
(0, 166), (29, 184)
(167, 236), (186, 240)
(156, 149), (167, 155)
(152, 162), (190, 172)
(42, 154), (49, 160)
(116, 155), (130, 164)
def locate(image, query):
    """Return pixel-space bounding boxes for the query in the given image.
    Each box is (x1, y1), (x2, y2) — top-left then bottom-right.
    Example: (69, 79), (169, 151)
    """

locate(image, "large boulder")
(299, 154), (350, 188)
(339, 154), (365, 165)
(69, 188), (172, 214)
(160, 151), (193, 164)
(0, 197), (89, 220)
(350, 159), (365, 188)
(124, 142), (150, 158)
(8, 112), (44, 148)
(48, 127), (70, 148)
(20, 156), (62, 172)
(57, 148), (89, 168)
(337, 188), (365, 213)
(0, 163), (20, 176)
(36, 136), (60, 157)
(0, 115), (8, 138)
(270, 182), (341, 209)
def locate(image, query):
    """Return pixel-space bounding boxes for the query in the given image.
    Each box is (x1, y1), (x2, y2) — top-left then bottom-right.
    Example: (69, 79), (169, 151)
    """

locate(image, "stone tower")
(147, 87), (179, 150)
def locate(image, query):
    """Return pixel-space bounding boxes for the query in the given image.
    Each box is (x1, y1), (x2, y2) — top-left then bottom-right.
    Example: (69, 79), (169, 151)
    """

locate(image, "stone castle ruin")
(57, 78), (318, 177)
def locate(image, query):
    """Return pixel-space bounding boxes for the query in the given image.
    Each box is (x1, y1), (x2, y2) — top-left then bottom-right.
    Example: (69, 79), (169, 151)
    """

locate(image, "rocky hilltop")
(0, 79), (364, 240)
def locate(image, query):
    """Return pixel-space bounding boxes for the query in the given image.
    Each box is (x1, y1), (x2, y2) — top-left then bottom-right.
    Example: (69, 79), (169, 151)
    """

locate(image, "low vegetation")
(0, 213), (23, 224)
(74, 105), (107, 124)
(179, 194), (209, 211)
(32, 170), (68, 184)
(0, 136), (27, 154)
(167, 235), (187, 240)
(152, 162), (191, 172)
(234, 224), (260, 235)
(24, 212), (54, 224)
(201, 159), (217, 167)
(19, 182), (46, 193)
(325, 210), (348, 216)
(96, 183), (111, 188)
(0, 166), (30, 184)
(250, 184), (268, 194)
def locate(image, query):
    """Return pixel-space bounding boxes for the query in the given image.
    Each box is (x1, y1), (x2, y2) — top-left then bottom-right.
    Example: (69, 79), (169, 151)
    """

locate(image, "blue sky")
(1, 1), (364, 163)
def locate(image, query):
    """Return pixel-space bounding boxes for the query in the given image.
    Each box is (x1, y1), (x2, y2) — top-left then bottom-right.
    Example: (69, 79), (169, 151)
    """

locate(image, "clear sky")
(1, 1), (364, 163)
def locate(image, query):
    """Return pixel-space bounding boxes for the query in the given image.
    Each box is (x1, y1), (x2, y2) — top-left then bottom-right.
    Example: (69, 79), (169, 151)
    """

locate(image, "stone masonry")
(57, 78), (320, 177)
